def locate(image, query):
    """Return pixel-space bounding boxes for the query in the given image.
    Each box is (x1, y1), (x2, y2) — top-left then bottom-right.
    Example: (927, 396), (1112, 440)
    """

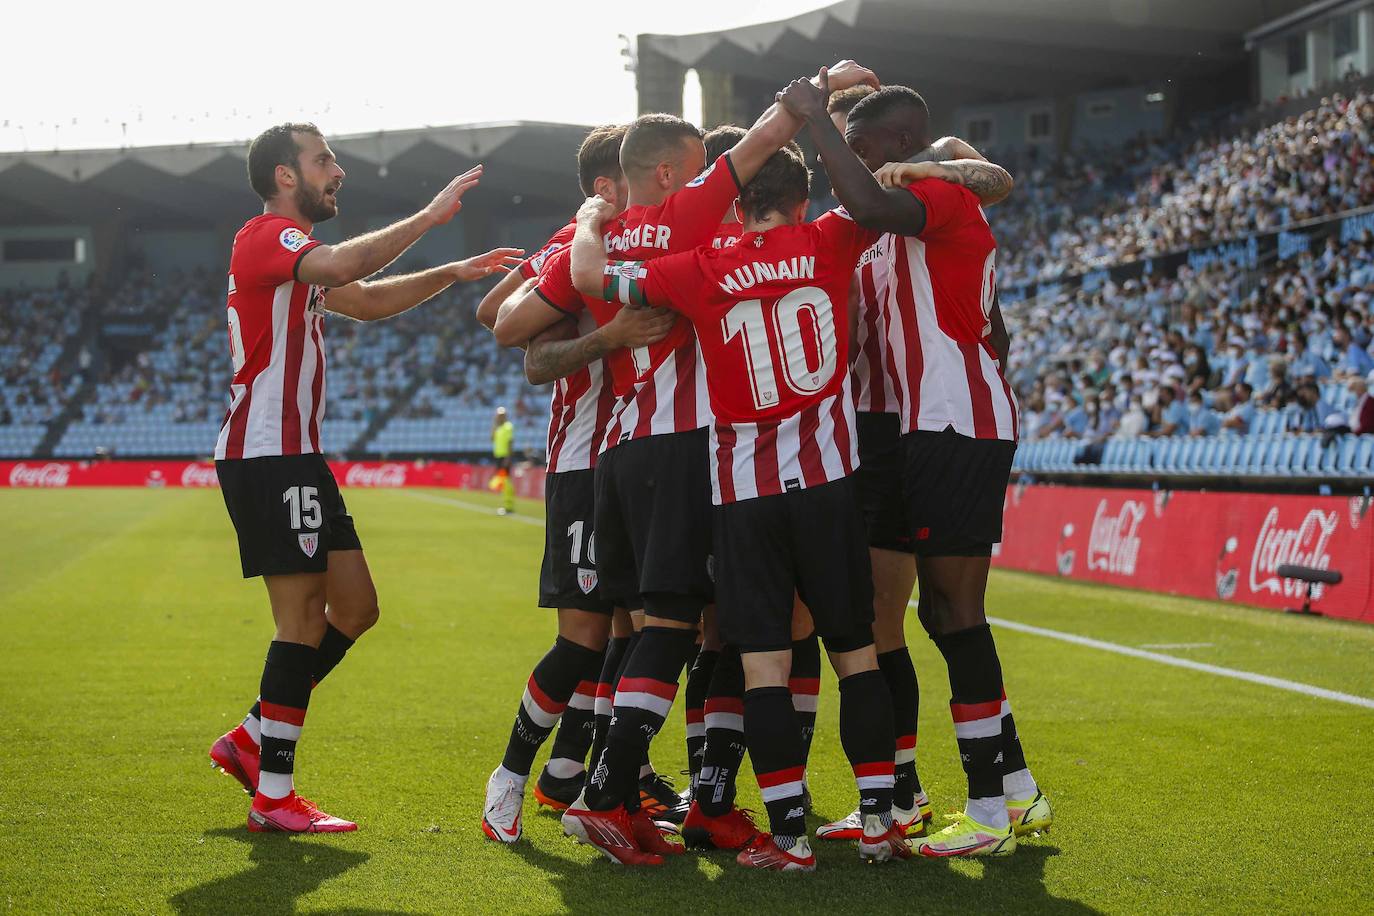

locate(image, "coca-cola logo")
(1249, 507), (1339, 599)
(180, 464), (220, 488)
(1087, 499), (1146, 576)
(344, 463), (408, 487)
(8, 462), (72, 487)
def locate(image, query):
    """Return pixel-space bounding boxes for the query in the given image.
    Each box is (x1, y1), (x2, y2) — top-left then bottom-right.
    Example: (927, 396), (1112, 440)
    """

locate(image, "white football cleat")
(481, 767), (525, 844)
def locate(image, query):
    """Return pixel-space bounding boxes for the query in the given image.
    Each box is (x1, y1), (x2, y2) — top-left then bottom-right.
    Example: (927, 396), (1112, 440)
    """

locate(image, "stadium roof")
(639, 0), (1313, 110)
(0, 122), (591, 229)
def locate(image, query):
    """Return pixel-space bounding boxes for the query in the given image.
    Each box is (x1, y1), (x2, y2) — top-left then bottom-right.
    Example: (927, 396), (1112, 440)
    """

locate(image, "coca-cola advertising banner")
(997, 483), (1374, 623)
(0, 460), (547, 500)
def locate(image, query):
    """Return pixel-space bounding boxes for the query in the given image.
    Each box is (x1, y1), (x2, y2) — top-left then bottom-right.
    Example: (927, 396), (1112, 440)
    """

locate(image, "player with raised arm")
(780, 73), (1050, 858)
(208, 123), (519, 833)
(479, 125), (680, 845)
(569, 143), (909, 872)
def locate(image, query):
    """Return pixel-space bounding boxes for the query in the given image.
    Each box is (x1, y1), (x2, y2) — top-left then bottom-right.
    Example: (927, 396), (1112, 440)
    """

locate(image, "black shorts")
(540, 469), (613, 614)
(216, 454), (362, 579)
(902, 427), (1015, 558)
(593, 428), (713, 620)
(712, 477), (874, 652)
(855, 411), (914, 554)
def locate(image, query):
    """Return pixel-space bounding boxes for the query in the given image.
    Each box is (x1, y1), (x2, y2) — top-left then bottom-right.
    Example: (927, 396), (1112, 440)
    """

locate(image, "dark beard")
(295, 182), (337, 223)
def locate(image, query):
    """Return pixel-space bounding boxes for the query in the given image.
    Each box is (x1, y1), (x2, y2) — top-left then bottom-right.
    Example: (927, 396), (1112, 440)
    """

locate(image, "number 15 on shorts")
(284, 486), (322, 529)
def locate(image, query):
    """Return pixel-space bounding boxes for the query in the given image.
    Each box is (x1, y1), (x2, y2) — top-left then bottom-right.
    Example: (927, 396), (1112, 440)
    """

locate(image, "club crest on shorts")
(298, 532), (320, 558)
(577, 567), (598, 595)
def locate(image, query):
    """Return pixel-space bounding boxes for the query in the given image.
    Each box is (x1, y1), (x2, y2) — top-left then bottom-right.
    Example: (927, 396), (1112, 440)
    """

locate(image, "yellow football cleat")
(1007, 791), (1053, 836)
(914, 811), (1016, 858)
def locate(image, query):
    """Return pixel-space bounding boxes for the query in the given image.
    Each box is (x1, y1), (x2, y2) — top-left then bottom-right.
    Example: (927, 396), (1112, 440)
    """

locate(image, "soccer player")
(479, 125), (680, 844)
(208, 122), (520, 832)
(781, 73), (1052, 857)
(568, 143), (910, 872)
(496, 60), (880, 866)
(489, 407), (516, 515)
(815, 86), (1005, 844)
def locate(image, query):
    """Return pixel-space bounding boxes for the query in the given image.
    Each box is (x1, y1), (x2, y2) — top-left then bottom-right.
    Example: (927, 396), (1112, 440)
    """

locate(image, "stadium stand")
(1, 84), (1371, 479)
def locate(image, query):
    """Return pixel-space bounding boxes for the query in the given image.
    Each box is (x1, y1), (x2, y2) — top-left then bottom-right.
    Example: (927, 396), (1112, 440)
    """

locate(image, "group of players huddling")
(207, 56), (1053, 871)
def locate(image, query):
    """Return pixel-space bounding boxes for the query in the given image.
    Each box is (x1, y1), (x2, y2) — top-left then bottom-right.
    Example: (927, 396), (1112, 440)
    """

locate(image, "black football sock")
(255, 640), (316, 802)
(586, 627), (697, 811)
(743, 686), (807, 844)
(684, 647), (720, 791)
(584, 635), (630, 793)
(1000, 694), (1038, 797)
(877, 647), (922, 809)
(242, 624), (356, 746)
(788, 634), (821, 769)
(544, 669), (601, 780)
(838, 669), (896, 821)
(932, 624), (1009, 820)
(696, 647), (746, 817)
(500, 636), (604, 778)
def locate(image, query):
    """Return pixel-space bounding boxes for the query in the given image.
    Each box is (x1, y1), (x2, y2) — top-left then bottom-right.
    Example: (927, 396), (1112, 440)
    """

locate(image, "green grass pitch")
(1, 487), (1371, 914)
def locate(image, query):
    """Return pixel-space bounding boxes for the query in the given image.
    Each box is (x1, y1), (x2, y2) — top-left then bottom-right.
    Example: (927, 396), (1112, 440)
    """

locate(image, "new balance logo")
(861, 797), (877, 806)
(786, 806), (805, 820)
(994, 751), (1004, 764)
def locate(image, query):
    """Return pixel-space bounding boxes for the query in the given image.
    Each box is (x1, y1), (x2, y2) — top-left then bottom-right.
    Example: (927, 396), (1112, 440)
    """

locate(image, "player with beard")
(780, 74), (1052, 857)
(210, 123), (520, 832)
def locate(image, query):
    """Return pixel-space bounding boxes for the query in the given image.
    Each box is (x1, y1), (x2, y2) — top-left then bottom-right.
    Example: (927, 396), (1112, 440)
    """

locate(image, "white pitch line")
(963, 608), (1374, 711)
(395, 489), (545, 528)
(1139, 642), (1214, 650)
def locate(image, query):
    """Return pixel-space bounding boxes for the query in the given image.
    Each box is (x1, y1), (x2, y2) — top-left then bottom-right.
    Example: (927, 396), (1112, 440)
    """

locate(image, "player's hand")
(423, 165), (484, 226)
(875, 161), (939, 188)
(776, 69), (829, 121)
(824, 59), (879, 92)
(601, 305), (676, 349)
(451, 248), (525, 281)
(576, 195), (617, 226)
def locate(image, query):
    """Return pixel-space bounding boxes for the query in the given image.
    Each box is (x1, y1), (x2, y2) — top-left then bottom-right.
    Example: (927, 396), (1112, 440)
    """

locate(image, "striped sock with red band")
(789, 633), (822, 768)
(743, 686), (807, 842)
(683, 648), (720, 791)
(933, 623), (1011, 827)
(544, 677), (601, 780)
(838, 669), (897, 821)
(877, 646), (923, 809)
(697, 648), (746, 816)
(501, 637), (604, 778)
(256, 640), (316, 801)
(584, 635), (631, 791)
(241, 624), (355, 747)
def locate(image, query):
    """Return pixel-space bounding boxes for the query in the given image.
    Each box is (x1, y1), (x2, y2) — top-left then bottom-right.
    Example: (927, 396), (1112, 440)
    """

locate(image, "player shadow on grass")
(169, 827), (416, 916)
(507, 827), (1101, 915)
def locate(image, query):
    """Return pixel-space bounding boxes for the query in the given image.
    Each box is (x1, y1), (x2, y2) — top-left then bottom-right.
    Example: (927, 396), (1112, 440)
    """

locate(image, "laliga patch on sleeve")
(685, 163), (716, 188)
(279, 227), (312, 253)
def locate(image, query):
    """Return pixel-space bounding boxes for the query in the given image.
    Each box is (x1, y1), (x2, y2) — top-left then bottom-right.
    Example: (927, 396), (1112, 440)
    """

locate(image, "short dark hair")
(247, 123), (322, 202)
(739, 142), (810, 223)
(827, 85), (875, 116)
(620, 114), (702, 178)
(703, 125), (746, 163)
(577, 124), (627, 197)
(847, 85), (929, 130)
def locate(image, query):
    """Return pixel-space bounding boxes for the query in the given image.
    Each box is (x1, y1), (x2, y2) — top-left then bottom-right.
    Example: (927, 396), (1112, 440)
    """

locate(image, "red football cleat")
(681, 802), (762, 851)
(858, 814), (913, 863)
(247, 793), (357, 833)
(629, 808), (684, 856)
(210, 725), (259, 794)
(736, 834), (816, 872)
(561, 796), (664, 866)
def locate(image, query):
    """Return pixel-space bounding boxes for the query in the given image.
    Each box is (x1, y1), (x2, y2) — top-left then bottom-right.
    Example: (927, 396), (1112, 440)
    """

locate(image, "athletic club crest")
(1350, 496), (1371, 530)
(298, 533), (320, 558)
(577, 567), (598, 595)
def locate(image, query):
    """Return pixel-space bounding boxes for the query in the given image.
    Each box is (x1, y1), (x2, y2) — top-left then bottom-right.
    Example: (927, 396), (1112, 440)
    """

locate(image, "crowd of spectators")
(0, 283), (88, 427)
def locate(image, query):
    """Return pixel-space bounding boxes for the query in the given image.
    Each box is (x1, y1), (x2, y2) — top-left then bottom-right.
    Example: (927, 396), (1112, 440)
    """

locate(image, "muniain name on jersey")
(718, 256), (817, 294)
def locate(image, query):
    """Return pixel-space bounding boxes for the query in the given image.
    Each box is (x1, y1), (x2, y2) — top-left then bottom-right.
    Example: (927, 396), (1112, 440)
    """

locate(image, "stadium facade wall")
(1001, 204), (1374, 305)
(0, 224), (95, 288)
(0, 459), (548, 499)
(997, 482), (1374, 624)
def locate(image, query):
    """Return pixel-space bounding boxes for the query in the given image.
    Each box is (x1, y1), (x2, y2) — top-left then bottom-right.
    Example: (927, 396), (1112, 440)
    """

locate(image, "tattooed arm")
(909, 135), (988, 164)
(874, 159), (1014, 206)
(524, 308), (675, 385)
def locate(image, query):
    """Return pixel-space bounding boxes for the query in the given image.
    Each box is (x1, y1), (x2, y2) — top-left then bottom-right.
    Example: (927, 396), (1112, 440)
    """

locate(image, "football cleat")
(533, 768), (584, 812)
(481, 768), (525, 844)
(247, 793), (357, 833)
(209, 725), (259, 795)
(638, 772), (690, 825)
(858, 814), (913, 863)
(629, 808), (685, 856)
(561, 794), (664, 866)
(681, 802), (762, 851)
(814, 808), (865, 841)
(914, 811), (1016, 858)
(894, 791), (933, 838)
(1007, 791), (1054, 836)
(736, 834), (817, 872)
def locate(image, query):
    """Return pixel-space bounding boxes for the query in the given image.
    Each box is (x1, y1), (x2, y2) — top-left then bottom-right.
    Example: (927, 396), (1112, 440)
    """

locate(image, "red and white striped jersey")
(882, 180), (1018, 441)
(216, 215), (327, 461)
(849, 238), (900, 414)
(536, 154), (743, 449)
(518, 220), (617, 473)
(598, 208), (876, 503)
